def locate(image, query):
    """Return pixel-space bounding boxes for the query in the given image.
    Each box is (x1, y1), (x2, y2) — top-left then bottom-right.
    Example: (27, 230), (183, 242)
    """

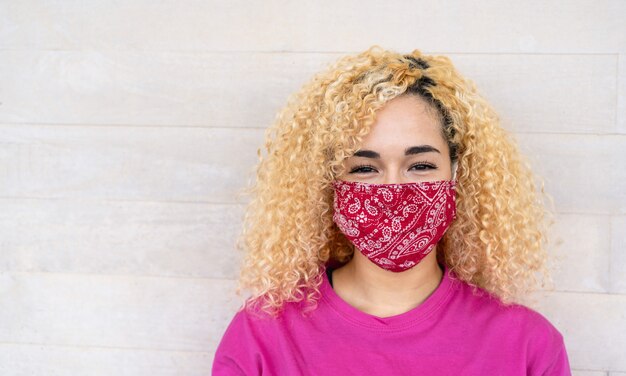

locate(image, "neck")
(332, 248), (444, 317)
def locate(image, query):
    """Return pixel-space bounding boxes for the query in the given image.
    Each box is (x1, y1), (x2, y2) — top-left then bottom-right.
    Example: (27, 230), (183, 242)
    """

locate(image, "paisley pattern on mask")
(332, 179), (456, 272)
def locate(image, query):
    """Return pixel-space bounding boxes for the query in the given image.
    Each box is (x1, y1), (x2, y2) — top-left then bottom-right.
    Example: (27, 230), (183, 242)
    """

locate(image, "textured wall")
(0, 1), (624, 375)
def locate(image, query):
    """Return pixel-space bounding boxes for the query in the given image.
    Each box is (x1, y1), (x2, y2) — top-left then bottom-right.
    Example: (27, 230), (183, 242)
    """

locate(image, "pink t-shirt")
(213, 263), (571, 375)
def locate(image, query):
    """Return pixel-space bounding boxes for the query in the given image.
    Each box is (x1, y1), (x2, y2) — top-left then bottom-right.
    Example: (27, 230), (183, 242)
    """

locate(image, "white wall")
(0, 1), (624, 374)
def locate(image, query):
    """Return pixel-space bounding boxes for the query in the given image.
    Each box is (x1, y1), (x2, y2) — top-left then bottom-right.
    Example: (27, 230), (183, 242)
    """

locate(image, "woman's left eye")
(410, 163), (436, 171)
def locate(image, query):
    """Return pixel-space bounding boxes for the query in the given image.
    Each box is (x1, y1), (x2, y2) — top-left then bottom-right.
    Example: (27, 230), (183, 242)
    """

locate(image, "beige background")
(0, 1), (624, 375)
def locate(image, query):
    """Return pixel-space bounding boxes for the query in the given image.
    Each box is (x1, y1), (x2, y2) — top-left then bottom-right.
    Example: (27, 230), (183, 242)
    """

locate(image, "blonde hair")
(234, 45), (554, 317)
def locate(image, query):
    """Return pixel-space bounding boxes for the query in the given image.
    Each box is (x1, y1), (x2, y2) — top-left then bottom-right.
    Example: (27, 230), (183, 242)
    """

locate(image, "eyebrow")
(353, 145), (441, 159)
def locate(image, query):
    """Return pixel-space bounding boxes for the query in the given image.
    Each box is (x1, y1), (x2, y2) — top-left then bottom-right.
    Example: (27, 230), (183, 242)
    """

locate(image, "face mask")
(332, 179), (457, 272)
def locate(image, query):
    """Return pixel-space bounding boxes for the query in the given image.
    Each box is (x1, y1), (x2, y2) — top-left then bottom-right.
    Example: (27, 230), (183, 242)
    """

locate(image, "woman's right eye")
(349, 165), (377, 174)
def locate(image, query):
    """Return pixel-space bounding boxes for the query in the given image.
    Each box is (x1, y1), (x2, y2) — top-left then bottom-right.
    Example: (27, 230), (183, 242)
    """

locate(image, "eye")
(349, 164), (378, 174)
(410, 162), (437, 171)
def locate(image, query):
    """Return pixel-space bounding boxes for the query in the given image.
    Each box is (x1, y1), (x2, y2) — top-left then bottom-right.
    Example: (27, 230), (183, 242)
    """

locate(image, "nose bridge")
(381, 162), (406, 185)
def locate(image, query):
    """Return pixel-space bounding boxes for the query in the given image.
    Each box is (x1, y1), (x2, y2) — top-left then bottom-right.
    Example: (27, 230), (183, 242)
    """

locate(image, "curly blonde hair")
(234, 45), (554, 317)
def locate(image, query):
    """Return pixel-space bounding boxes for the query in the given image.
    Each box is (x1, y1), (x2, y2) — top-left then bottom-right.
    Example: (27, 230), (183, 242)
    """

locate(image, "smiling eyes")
(348, 162), (437, 174)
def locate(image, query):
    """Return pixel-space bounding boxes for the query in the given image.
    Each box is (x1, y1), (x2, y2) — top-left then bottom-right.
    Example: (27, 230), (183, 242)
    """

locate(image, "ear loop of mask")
(451, 161), (458, 181)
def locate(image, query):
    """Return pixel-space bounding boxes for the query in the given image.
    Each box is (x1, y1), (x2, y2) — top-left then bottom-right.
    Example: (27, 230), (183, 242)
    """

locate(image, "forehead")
(357, 95), (446, 150)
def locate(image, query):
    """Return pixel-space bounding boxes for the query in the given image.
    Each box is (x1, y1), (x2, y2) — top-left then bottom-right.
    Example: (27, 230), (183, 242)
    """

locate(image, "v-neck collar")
(320, 262), (457, 331)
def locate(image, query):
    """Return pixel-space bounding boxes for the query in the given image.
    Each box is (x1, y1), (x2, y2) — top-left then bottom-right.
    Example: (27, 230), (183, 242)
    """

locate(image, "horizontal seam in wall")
(0, 48), (619, 56)
(534, 289), (626, 297)
(0, 340), (213, 354)
(1, 270), (239, 283)
(2, 271), (625, 298)
(0, 196), (250, 206)
(0, 196), (622, 216)
(0, 122), (265, 131)
(0, 122), (624, 136)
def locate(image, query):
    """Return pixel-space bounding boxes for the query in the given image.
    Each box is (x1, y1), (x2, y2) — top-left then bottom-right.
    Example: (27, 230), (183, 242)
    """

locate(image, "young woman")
(212, 46), (571, 375)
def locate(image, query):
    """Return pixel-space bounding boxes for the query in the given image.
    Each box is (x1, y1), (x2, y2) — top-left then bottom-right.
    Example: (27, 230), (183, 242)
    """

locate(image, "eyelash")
(348, 162), (437, 174)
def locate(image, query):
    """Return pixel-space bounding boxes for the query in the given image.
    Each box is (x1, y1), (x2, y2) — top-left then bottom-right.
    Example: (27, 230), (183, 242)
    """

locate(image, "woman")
(212, 46), (571, 375)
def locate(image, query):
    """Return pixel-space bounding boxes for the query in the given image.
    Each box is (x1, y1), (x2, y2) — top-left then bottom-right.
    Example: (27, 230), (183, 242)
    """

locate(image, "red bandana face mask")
(332, 179), (457, 272)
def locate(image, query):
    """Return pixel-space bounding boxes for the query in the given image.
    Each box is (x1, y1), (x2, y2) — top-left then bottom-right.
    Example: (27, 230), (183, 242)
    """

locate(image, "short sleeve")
(212, 355), (246, 376)
(540, 338), (572, 376)
(523, 308), (572, 376)
(212, 308), (264, 376)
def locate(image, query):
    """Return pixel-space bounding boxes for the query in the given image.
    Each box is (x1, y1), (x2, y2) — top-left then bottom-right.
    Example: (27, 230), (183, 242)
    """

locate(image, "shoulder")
(450, 274), (558, 329)
(211, 300), (302, 375)
(211, 304), (269, 375)
(450, 277), (570, 374)
(500, 302), (570, 374)
(456, 277), (564, 340)
(215, 301), (286, 350)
